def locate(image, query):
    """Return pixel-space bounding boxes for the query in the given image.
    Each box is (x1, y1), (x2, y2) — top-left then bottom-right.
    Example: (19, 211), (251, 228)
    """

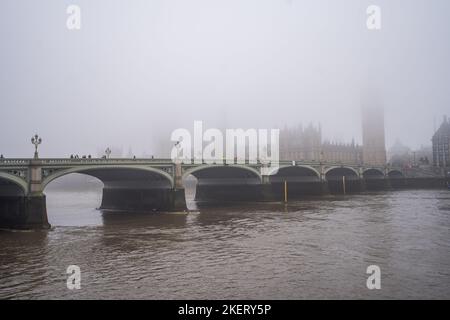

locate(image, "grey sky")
(1, 0), (449, 157)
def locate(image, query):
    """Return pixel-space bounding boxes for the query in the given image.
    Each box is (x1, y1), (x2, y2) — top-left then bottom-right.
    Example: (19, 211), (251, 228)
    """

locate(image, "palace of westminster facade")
(280, 106), (387, 166)
(279, 123), (363, 164)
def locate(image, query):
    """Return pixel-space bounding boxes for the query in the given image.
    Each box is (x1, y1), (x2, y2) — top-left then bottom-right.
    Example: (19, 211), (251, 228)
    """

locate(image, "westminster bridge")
(0, 157), (447, 229)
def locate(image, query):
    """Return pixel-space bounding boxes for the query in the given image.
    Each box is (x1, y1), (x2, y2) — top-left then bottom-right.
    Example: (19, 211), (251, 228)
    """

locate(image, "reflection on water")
(0, 189), (449, 299)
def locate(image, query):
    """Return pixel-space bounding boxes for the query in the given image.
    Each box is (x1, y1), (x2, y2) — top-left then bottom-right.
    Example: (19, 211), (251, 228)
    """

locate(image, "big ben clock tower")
(361, 93), (387, 166)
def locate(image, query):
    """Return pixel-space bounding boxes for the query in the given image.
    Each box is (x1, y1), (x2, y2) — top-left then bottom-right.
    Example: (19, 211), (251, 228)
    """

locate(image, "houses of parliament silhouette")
(280, 105), (387, 166)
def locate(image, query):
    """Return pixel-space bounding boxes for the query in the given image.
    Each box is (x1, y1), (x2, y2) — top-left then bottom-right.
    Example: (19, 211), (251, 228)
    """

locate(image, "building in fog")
(432, 116), (450, 167)
(387, 140), (411, 167)
(280, 101), (387, 165)
(279, 124), (322, 161)
(321, 140), (362, 164)
(361, 104), (387, 166)
(388, 140), (432, 168)
(414, 145), (432, 166)
(279, 124), (362, 164)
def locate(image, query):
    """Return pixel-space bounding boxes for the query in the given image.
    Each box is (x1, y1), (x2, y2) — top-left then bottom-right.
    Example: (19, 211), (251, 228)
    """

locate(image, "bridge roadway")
(0, 158), (447, 229)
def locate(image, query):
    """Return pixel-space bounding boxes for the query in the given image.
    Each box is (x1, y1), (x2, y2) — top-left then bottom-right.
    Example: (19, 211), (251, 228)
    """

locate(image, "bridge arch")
(183, 164), (262, 202)
(268, 164), (320, 176)
(363, 168), (385, 178)
(324, 166), (359, 179)
(42, 165), (174, 190)
(0, 172), (28, 195)
(182, 164), (262, 184)
(388, 170), (404, 178)
(268, 165), (320, 183)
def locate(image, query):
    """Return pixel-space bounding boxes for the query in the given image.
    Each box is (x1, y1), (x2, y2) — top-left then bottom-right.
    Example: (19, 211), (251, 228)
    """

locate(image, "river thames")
(0, 188), (449, 299)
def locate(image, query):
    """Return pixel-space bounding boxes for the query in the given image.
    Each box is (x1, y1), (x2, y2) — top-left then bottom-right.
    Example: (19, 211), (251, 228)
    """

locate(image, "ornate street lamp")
(31, 134), (42, 159)
(105, 147), (111, 159)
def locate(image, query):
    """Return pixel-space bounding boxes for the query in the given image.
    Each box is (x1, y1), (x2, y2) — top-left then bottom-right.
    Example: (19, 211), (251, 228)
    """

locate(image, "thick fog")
(1, 0), (449, 158)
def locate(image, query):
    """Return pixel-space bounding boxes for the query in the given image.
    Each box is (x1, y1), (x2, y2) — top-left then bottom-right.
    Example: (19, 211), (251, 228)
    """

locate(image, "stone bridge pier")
(0, 161), (49, 229)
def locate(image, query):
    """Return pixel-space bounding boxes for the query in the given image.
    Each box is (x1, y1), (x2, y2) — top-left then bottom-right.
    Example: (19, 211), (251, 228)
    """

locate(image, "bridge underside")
(74, 169), (186, 212)
(192, 166), (347, 201)
(326, 167), (362, 194)
(268, 166), (323, 199)
(363, 169), (389, 190)
(192, 166), (262, 202)
(386, 170), (446, 189)
(56, 169), (187, 213)
(388, 170), (407, 188)
(189, 165), (448, 202)
(0, 168), (187, 230)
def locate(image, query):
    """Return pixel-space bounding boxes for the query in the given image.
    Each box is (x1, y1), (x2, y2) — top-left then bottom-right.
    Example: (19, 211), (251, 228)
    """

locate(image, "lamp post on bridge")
(31, 134), (42, 159)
